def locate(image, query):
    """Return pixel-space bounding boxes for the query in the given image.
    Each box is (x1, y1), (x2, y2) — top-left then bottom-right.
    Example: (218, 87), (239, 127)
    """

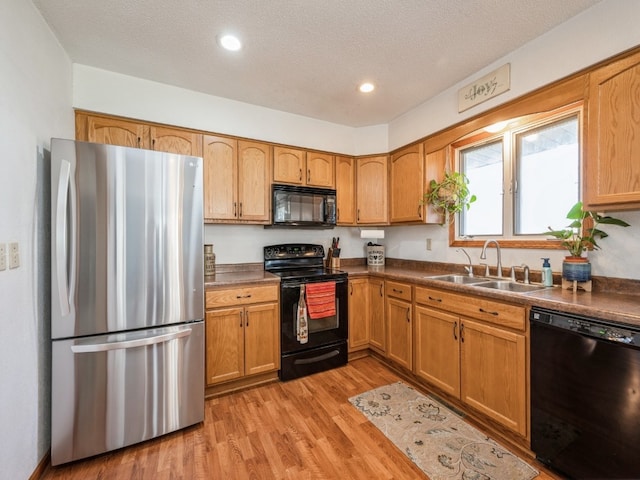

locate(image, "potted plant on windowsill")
(547, 201), (630, 281)
(422, 171), (476, 224)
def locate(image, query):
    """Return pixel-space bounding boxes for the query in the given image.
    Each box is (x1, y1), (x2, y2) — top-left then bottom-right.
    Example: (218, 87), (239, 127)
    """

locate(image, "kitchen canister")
(204, 244), (216, 276)
(366, 244), (385, 266)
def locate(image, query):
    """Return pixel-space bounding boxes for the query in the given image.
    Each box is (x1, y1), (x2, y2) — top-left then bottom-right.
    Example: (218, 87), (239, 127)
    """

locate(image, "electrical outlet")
(426, 238), (432, 251)
(9, 242), (19, 269)
(0, 243), (5, 271)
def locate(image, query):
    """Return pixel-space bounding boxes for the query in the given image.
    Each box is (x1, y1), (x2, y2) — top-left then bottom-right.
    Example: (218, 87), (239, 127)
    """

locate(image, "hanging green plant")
(422, 171), (476, 223)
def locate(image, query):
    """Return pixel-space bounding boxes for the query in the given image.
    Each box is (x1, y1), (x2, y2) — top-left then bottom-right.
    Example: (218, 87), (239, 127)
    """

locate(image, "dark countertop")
(204, 270), (280, 288)
(204, 263), (640, 328)
(341, 265), (640, 328)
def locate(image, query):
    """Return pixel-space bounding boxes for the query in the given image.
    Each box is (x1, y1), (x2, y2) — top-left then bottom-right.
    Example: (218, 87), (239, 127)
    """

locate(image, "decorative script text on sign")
(458, 64), (510, 112)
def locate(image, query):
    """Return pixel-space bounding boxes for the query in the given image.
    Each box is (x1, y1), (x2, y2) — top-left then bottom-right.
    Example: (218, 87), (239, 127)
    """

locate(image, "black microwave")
(271, 184), (336, 228)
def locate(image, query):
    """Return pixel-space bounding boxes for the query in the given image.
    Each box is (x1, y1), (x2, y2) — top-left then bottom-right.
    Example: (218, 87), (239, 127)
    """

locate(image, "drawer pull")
(393, 288), (403, 294)
(379, 284), (383, 296)
(239, 311), (243, 327)
(406, 308), (410, 322)
(246, 312), (249, 327)
(428, 296), (442, 302)
(479, 308), (499, 316)
(236, 294), (252, 299)
(460, 323), (465, 343)
(453, 321), (458, 340)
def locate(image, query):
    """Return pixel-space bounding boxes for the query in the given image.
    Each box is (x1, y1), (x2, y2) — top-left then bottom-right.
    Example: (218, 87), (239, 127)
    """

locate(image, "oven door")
(280, 277), (348, 354)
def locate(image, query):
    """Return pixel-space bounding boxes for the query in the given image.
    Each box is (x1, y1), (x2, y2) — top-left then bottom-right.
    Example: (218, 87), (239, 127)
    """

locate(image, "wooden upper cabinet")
(335, 156), (356, 225)
(306, 152), (335, 188)
(356, 155), (388, 224)
(237, 140), (271, 222)
(585, 49), (640, 209)
(84, 115), (149, 149)
(423, 146), (448, 224)
(390, 143), (424, 223)
(273, 147), (335, 188)
(79, 113), (202, 157)
(203, 136), (271, 223)
(150, 126), (202, 156)
(203, 135), (237, 221)
(273, 146), (305, 185)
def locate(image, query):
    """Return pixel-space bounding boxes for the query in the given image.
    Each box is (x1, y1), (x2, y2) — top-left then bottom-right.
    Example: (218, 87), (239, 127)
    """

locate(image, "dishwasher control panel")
(530, 308), (638, 346)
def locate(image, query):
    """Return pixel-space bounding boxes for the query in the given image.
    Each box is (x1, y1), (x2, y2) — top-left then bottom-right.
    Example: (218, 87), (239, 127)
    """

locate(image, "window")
(455, 105), (581, 246)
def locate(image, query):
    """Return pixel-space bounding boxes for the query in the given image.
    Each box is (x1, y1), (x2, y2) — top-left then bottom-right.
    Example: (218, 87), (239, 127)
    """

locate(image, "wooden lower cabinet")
(413, 285), (527, 437)
(414, 305), (460, 398)
(460, 318), (527, 436)
(205, 284), (279, 386)
(368, 277), (385, 354)
(348, 278), (369, 352)
(385, 281), (412, 370)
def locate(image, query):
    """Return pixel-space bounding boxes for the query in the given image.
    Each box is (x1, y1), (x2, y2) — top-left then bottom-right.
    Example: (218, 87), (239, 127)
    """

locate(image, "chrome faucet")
(521, 264), (530, 284)
(480, 239), (502, 278)
(456, 248), (474, 277)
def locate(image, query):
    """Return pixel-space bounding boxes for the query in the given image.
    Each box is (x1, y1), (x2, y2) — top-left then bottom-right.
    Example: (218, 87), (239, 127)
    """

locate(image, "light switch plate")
(0, 243), (5, 271)
(9, 242), (19, 269)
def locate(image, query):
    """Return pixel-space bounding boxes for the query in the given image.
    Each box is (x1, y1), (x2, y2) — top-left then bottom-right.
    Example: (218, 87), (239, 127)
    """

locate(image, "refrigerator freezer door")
(51, 139), (204, 339)
(51, 322), (205, 465)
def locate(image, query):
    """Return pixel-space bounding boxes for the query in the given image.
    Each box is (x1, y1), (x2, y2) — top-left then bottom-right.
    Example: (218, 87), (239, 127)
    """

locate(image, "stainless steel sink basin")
(426, 274), (488, 285)
(472, 280), (548, 293)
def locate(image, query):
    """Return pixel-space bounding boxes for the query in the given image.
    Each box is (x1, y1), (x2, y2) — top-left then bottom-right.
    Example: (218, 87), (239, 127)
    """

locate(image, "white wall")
(73, 65), (389, 156)
(0, 1), (74, 478)
(388, 0), (640, 150)
(73, 0), (640, 280)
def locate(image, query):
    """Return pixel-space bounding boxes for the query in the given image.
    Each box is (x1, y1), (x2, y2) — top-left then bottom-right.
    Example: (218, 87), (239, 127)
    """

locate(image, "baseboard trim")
(30, 451), (50, 480)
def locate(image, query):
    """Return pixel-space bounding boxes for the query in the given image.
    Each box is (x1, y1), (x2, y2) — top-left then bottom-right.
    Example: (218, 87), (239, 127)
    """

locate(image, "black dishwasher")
(530, 307), (640, 479)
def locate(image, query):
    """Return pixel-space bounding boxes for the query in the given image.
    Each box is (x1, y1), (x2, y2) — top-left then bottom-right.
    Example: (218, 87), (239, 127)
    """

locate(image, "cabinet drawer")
(206, 284), (278, 308)
(415, 286), (525, 330)
(385, 281), (412, 301)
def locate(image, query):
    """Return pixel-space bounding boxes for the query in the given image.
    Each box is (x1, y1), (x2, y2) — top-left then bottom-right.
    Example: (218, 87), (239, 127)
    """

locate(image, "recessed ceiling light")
(218, 34), (242, 51)
(359, 82), (375, 93)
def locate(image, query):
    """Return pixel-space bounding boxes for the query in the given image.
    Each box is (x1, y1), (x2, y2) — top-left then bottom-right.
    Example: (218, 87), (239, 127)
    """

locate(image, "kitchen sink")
(472, 280), (549, 293)
(425, 274), (489, 285)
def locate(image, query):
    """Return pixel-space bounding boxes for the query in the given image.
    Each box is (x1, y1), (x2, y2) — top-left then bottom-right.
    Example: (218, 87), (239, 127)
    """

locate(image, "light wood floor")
(41, 357), (556, 479)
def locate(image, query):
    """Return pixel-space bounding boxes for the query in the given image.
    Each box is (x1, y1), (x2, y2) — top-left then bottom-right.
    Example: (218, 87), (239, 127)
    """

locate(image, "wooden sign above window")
(458, 63), (510, 113)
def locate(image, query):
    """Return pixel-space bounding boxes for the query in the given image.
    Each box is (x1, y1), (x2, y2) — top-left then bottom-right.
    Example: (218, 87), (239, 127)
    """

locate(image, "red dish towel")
(305, 281), (336, 319)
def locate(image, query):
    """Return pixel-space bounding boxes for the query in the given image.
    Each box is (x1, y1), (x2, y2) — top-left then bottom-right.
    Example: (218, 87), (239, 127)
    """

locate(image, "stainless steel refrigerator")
(50, 138), (205, 466)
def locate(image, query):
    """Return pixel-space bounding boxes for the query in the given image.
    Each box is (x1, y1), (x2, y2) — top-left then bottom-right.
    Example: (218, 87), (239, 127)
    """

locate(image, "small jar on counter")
(204, 244), (216, 276)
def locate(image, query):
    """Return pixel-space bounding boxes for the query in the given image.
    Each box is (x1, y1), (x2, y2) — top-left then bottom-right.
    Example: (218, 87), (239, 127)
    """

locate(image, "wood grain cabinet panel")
(203, 136), (271, 223)
(385, 281), (412, 370)
(205, 285), (279, 386)
(585, 49), (640, 209)
(348, 278), (370, 352)
(390, 143), (424, 223)
(460, 318), (527, 437)
(273, 146), (305, 185)
(150, 126), (202, 156)
(368, 277), (385, 354)
(356, 155), (388, 224)
(85, 115), (149, 149)
(306, 152), (335, 188)
(335, 155), (356, 225)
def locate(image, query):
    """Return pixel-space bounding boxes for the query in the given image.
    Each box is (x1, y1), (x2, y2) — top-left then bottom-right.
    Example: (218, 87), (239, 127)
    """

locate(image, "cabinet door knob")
(307, 169), (311, 183)
(299, 168), (303, 181)
(239, 311), (243, 327)
(460, 323), (465, 342)
(406, 308), (410, 322)
(453, 321), (458, 340)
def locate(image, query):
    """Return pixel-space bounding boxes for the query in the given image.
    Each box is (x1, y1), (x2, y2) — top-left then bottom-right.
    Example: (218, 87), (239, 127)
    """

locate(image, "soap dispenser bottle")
(541, 258), (553, 286)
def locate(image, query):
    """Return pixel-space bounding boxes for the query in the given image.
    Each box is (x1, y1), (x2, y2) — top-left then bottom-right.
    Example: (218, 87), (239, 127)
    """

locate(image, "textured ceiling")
(33, 0), (601, 127)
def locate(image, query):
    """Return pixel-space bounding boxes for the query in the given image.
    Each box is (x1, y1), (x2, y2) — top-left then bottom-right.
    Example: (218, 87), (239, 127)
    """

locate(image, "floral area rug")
(349, 382), (539, 480)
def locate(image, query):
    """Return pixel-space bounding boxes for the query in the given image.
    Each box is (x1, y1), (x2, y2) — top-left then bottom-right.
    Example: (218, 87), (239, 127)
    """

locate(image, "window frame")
(450, 102), (584, 250)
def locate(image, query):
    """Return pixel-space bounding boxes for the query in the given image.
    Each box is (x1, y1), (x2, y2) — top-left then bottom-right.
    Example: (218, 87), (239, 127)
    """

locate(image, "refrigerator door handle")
(71, 328), (193, 353)
(55, 159), (72, 316)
